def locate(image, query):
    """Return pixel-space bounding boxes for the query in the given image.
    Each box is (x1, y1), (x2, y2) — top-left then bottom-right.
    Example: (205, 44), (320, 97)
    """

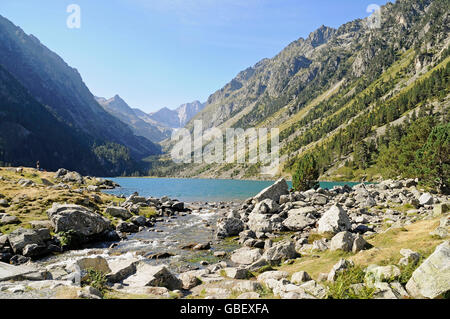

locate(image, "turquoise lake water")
(104, 178), (361, 202)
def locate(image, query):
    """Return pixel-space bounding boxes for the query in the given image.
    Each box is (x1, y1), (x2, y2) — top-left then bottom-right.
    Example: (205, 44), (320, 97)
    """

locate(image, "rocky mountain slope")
(0, 15), (161, 175)
(155, 0), (449, 181)
(96, 95), (172, 143)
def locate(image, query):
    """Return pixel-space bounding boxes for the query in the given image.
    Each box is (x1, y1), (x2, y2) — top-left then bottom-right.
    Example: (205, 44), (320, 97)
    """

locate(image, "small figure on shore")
(36, 160), (40, 171)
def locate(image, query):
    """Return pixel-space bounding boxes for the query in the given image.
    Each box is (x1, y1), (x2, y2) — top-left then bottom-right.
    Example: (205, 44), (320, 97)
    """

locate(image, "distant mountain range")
(95, 95), (205, 143)
(0, 14), (161, 176)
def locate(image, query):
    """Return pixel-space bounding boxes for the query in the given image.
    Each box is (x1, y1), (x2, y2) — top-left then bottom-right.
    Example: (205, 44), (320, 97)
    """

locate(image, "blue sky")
(0, 0), (389, 112)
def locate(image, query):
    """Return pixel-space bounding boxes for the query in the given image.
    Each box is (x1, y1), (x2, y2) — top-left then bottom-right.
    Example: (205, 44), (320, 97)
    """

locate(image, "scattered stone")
(418, 193), (433, 206)
(406, 240), (450, 299)
(318, 204), (351, 234)
(216, 217), (244, 238)
(365, 265), (401, 284)
(123, 263), (182, 291)
(222, 267), (250, 279)
(105, 207), (132, 220)
(230, 247), (263, 265)
(398, 249), (421, 266)
(7, 228), (51, 255)
(262, 241), (298, 264)
(291, 271), (312, 284)
(327, 259), (354, 282)
(330, 231), (354, 252)
(253, 178), (289, 203)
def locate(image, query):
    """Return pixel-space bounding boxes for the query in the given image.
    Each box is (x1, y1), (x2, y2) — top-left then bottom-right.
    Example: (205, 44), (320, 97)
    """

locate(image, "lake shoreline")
(0, 167), (448, 299)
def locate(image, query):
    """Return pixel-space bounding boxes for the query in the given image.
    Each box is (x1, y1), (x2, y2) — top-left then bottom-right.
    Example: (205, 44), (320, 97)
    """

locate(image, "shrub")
(292, 153), (319, 191)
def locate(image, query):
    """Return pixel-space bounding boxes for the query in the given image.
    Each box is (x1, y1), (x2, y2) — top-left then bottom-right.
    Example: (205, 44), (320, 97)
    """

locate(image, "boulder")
(257, 271), (289, 283)
(330, 231), (354, 252)
(179, 270), (205, 290)
(231, 247), (263, 265)
(47, 204), (112, 239)
(71, 256), (112, 275)
(317, 204), (351, 234)
(291, 271), (312, 284)
(282, 207), (317, 231)
(106, 258), (139, 283)
(216, 217), (244, 238)
(327, 259), (354, 282)
(123, 262), (182, 290)
(352, 234), (368, 253)
(365, 265), (401, 284)
(406, 241), (450, 299)
(0, 199), (9, 207)
(398, 249), (421, 266)
(7, 228), (51, 254)
(299, 280), (328, 299)
(116, 221), (139, 233)
(247, 213), (275, 233)
(105, 207), (132, 220)
(418, 193), (433, 206)
(233, 280), (262, 292)
(0, 214), (20, 226)
(22, 244), (48, 257)
(263, 241), (298, 264)
(253, 178), (289, 203)
(433, 203), (450, 216)
(222, 267), (250, 279)
(62, 171), (84, 184)
(251, 199), (280, 215)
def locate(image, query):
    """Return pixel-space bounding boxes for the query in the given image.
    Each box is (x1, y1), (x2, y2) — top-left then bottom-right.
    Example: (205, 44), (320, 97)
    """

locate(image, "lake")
(103, 178), (361, 202)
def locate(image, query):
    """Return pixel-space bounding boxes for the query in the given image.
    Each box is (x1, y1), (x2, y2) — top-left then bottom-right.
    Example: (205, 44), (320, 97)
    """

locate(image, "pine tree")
(292, 154), (320, 191)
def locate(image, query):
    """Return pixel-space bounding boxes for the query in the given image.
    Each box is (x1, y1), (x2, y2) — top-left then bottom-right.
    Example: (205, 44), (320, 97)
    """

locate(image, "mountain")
(0, 64), (105, 174)
(151, 0), (449, 181)
(0, 14), (161, 175)
(95, 95), (172, 142)
(148, 101), (205, 128)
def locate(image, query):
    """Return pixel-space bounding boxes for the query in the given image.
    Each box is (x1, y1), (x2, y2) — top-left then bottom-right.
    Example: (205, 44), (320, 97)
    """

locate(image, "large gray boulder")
(406, 241), (450, 299)
(47, 203), (112, 239)
(418, 193), (433, 206)
(254, 178), (289, 203)
(330, 231), (354, 252)
(123, 262), (182, 291)
(263, 241), (298, 264)
(7, 228), (51, 255)
(317, 204), (351, 234)
(216, 217), (244, 238)
(247, 213), (275, 233)
(231, 247), (263, 265)
(105, 207), (132, 220)
(251, 199), (280, 215)
(282, 207), (317, 231)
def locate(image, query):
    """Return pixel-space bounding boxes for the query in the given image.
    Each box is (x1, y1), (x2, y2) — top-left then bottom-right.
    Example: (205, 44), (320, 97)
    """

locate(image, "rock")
(123, 263), (182, 290)
(216, 217), (244, 238)
(116, 221), (139, 233)
(62, 171), (84, 184)
(22, 244), (48, 257)
(193, 242), (211, 251)
(257, 271), (289, 283)
(327, 259), (354, 282)
(253, 178), (289, 203)
(222, 267), (250, 279)
(130, 215), (147, 226)
(406, 240), (450, 299)
(55, 168), (68, 179)
(72, 256), (112, 275)
(29, 220), (54, 230)
(47, 204), (112, 239)
(233, 280), (262, 292)
(231, 247), (263, 265)
(0, 214), (20, 226)
(7, 228), (51, 255)
(179, 270), (205, 290)
(372, 282), (409, 299)
(419, 193), (433, 206)
(81, 286), (103, 299)
(291, 271), (312, 284)
(40, 178), (54, 186)
(247, 213), (275, 233)
(246, 258), (269, 272)
(105, 207), (132, 220)
(282, 207), (317, 231)
(299, 280), (328, 299)
(237, 292), (260, 299)
(365, 265), (401, 284)
(171, 201), (185, 211)
(330, 231), (354, 252)
(311, 238), (329, 252)
(317, 204), (351, 234)
(398, 249), (421, 266)
(352, 234), (368, 253)
(433, 203), (449, 216)
(263, 241), (298, 264)
(0, 261), (40, 282)
(251, 199), (280, 215)
(0, 199), (8, 207)
(106, 258), (139, 283)
(214, 251), (227, 257)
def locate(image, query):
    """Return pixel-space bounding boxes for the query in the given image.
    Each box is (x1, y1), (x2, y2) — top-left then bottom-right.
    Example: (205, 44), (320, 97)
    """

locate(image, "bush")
(326, 265), (376, 299)
(82, 268), (108, 293)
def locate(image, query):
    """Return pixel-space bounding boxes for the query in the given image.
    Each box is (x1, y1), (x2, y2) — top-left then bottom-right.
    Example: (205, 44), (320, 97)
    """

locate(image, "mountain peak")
(307, 25), (336, 47)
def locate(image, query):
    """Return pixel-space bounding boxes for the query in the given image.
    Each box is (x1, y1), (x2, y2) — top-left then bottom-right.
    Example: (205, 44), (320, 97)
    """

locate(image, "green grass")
(326, 265), (376, 299)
